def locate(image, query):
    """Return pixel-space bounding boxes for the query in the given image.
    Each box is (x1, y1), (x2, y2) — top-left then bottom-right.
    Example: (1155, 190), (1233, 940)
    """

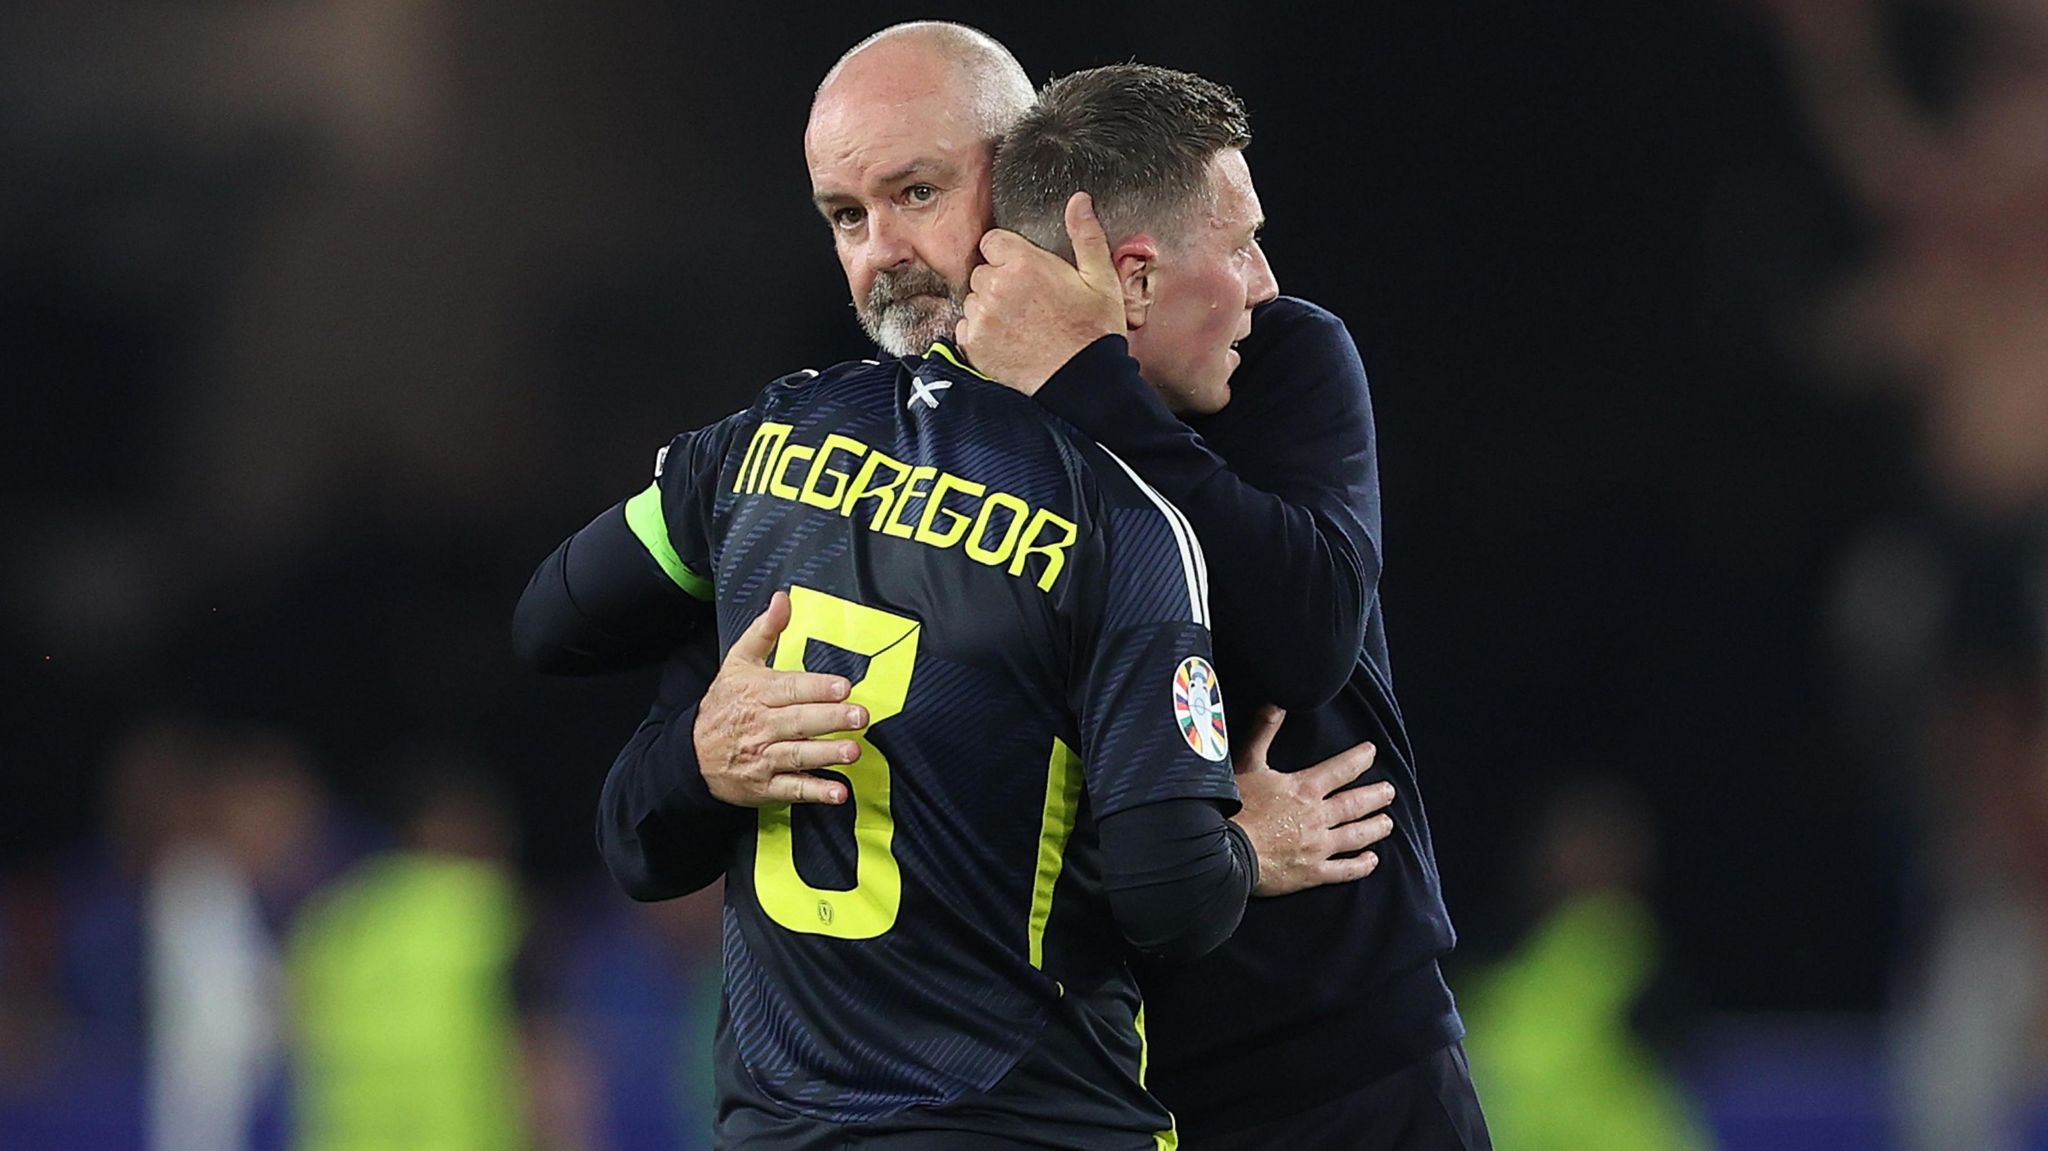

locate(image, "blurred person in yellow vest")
(285, 758), (527, 1151)
(1461, 777), (1713, 1151)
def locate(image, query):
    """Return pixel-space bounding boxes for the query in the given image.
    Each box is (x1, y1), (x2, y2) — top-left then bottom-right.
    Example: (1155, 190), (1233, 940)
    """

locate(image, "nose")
(1246, 241), (1280, 307)
(862, 209), (915, 275)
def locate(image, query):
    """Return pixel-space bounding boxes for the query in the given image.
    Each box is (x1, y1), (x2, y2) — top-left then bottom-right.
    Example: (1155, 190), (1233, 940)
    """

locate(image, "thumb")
(1064, 191), (1116, 288)
(1233, 704), (1285, 777)
(728, 589), (792, 667)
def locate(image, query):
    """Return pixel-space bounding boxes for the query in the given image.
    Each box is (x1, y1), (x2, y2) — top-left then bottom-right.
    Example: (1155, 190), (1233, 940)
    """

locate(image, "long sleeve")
(595, 630), (752, 900)
(1063, 436), (1249, 960)
(1032, 299), (1382, 710)
(523, 412), (762, 897)
(512, 409), (756, 676)
(1098, 799), (1257, 964)
(511, 501), (703, 675)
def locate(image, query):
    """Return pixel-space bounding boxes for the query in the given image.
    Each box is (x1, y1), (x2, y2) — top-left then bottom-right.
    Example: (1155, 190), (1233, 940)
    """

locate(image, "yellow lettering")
(734, 422), (793, 493)
(1011, 508), (1079, 592)
(914, 472), (986, 549)
(964, 491), (1030, 566)
(883, 466), (937, 539)
(767, 442), (816, 500)
(800, 434), (867, 510)
(731, 425), (1076, 596)
(840, 449), (913, 530)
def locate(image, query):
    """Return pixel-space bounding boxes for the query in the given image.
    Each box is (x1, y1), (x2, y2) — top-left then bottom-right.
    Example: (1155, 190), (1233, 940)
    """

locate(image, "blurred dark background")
(5, 1), (2046, 1148)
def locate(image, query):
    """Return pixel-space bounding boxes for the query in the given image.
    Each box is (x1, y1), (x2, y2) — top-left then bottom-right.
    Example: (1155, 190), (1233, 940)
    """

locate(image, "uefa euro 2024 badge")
(1173, 656), (1229, 762)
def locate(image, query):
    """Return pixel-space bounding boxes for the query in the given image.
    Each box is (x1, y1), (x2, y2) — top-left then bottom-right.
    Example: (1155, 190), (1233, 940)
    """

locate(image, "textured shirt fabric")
(525, 344), (1248, 1148)
(515, 293), (1469, 1135)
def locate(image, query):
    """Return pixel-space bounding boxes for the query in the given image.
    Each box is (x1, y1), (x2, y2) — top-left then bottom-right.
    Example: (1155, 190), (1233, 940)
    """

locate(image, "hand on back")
(695, 590), (869, 807)
(1231, 705), (1395, 897)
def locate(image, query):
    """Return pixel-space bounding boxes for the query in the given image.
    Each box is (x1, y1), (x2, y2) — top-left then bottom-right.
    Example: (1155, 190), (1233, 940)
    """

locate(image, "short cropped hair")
(992, 64), (1251, 259)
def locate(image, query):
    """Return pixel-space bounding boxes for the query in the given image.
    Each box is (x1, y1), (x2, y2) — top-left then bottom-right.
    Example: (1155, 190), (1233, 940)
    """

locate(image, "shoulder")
(1252, 294), (1352, 340)
(1069, 438), (1200, 556)
(1239, 296), (1364, 381)
(1222, 296), (1370, 427)
(1070, 439), (1210, 628)
(913, 343), (1105, 479)
(763, 354), (903, 399)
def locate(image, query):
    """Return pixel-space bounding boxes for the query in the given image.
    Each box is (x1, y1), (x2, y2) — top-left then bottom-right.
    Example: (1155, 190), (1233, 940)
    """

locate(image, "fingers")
(1325, 781), (1396, 826)
(767, 738), (862, 772)
(1314, 851), (1380, 886)
(1064, 192), (1116, 285)
(971, 234), (1074, 288)
(1324, 813), (1394, 856)
(760, 771), (849, 806)
(1232, 704), (1285, 777)
(768, 702), (869, 741)
(768, 670), (852, 706)
(727, 590), (792, 667)
(1298, 739), (1376, 798)
(978, 228), (1032, 263)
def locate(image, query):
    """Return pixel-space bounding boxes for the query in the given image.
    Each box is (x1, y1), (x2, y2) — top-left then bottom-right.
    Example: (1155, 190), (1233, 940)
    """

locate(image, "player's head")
(806, 22), (1034, 357)
(993, 64), (1279, 415)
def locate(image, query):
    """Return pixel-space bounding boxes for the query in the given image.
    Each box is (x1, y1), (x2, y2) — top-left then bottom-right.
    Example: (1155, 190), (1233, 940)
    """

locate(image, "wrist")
(1035, 334), (1147, 423)
(1225, 817), (1265, 897)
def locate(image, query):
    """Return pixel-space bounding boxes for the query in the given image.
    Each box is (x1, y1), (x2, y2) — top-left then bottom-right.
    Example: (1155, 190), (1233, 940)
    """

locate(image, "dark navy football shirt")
(515, 295), (1463, 1136)
(629, 343), (1237, 1147)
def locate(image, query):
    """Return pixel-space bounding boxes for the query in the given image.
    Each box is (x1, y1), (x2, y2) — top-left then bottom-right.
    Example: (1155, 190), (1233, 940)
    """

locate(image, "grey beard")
(857, 266), (965, 357)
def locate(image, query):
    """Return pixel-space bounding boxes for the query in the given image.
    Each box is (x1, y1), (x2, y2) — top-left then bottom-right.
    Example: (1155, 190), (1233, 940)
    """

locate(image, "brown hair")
(992, 63), (1251, 259)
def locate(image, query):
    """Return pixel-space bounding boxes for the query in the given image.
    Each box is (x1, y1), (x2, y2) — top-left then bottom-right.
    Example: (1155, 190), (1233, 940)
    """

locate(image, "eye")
(903, 183), (938, 205)
(830, 205), (864, 231)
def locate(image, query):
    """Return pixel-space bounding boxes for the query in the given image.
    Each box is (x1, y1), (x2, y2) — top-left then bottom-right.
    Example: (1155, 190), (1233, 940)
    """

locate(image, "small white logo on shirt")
(653, 445), (669, 478)
(907, 375), (953, 411)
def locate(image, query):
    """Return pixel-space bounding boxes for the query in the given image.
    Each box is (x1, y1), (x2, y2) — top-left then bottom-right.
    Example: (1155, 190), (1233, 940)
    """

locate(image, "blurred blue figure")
(0, 721), (350, 1151)
(550, 881), (723, 1151)
(37, 720), (203, 1150)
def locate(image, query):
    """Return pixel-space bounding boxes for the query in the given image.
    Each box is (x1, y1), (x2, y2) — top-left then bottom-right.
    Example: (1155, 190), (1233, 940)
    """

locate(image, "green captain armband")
(624, 482), (713, 601)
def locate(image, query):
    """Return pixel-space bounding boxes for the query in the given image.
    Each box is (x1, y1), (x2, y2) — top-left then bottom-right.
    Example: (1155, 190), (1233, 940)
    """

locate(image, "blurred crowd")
(1767, 0), (2048, 1146)
(4, 0), (2048, 1147)
(0, 718), (724, 1150)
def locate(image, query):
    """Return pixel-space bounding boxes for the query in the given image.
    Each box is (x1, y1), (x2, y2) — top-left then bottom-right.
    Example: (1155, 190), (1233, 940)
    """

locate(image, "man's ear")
(1112, 235), (1159, 329)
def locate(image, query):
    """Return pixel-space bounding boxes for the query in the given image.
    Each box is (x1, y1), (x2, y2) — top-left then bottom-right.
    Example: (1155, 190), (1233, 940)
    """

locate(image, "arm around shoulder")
(1034, 305), (1383, 708)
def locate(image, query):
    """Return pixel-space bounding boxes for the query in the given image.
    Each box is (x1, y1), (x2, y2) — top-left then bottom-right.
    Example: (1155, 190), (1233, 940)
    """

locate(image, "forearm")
(1037, 337), (1374, 707)
(512, 501), (703, 675)
(1100, 799), (1256, 964)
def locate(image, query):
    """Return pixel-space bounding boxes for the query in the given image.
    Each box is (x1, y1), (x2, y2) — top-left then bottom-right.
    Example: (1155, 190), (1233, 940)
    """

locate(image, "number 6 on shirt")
(754, 585), (919, 939)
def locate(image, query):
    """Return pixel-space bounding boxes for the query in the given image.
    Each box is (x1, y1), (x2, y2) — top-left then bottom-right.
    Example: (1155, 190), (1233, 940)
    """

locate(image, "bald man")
(804, 23), (1020, 359)
(516, 22), (1487, 1151)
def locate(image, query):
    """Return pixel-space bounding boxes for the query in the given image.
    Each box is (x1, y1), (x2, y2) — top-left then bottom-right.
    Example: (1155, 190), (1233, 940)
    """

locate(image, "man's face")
(806, 68), (995, 357)
(1124, 149), (1280, 415)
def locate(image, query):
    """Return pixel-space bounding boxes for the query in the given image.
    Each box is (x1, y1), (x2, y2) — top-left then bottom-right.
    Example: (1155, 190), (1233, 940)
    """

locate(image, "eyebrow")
(811, 159), (951, 211)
